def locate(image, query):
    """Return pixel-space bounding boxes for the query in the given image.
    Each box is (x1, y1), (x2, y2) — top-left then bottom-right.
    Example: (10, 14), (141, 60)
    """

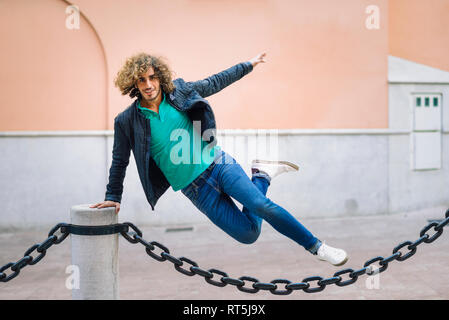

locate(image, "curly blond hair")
(114, 52), (175, 99)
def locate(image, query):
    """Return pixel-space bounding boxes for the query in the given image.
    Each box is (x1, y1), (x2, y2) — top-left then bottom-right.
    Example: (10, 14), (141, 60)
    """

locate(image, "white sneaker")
(316, 242), (348, 266)
(251, 160), (299, 180)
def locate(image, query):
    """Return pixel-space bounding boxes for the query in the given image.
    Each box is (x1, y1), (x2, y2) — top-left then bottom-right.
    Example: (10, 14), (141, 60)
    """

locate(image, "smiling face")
(136, 66), (162, 103)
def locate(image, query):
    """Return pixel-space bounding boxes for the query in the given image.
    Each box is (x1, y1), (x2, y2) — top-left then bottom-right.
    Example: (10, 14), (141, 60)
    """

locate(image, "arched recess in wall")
(0, 0), (108, 131)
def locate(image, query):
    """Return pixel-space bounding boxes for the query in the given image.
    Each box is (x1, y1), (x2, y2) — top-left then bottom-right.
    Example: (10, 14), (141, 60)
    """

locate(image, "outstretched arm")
(188, 52), (267, 98)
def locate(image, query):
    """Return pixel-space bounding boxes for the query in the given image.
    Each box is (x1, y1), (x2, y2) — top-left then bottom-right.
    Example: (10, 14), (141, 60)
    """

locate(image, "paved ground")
(0, 206), (448, 300)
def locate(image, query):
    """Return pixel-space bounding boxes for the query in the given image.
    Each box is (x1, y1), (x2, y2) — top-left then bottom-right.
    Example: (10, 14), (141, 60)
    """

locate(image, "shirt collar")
(137, 93), (166, 121)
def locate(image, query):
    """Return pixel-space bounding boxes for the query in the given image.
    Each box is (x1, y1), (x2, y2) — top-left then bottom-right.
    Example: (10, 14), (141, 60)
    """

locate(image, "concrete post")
(70, 204), (119, 300)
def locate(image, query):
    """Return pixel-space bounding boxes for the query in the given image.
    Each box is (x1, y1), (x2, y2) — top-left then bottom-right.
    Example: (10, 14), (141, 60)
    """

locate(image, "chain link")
(119, 222), (141, 244)
(393, 241), (417, 261)
(236, 276), (259, 294)
(420, 222), (443, 243)
(205, 268), (228, 287)
(118, 208), (448, 294)
(270, 279), (293, 295)
(302, 276), (326, 293)
(334, 268), (357, 286)
(174, 257), (198, 276)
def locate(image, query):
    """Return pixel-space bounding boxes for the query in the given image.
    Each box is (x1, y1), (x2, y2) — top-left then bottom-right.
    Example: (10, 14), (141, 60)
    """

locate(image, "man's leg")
(214, 152), (348, 265)
(182, 151), (347, 264)
(213, 152), (320, 252)
(239, 176), (267, 234)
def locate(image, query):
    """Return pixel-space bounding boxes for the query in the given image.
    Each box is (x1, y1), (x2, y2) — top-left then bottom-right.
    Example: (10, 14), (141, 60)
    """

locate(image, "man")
(90, 52), (348, 266)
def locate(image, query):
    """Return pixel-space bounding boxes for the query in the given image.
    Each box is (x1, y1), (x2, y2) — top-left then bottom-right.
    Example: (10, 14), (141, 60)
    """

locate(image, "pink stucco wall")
(1, 0), (446, 131)
(0, 0), (107, 131)
(389, 0), (449, 73)
(76, 0), (389, 129)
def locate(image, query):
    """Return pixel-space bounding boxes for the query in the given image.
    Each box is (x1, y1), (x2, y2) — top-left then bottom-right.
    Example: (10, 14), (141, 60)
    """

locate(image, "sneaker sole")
(252, 160), (299, 171)
(333, 255), (349, 266)
(317, 255), (349, 266)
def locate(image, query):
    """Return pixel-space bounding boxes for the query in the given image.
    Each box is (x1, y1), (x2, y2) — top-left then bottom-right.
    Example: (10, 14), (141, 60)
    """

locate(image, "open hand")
(249, 52), (267, 68)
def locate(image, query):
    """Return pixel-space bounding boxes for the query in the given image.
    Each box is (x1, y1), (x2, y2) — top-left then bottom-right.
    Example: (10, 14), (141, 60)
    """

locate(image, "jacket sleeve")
(105, 117), (131, 203)
(187, 61), (253, 98)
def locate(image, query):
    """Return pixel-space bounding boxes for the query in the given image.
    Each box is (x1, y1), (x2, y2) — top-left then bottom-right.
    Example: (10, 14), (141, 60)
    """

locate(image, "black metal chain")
(119, 208), (449, 294)
(0, 223), (70, 283)
(1, 209), (448, 293)
(0, 223), (130, 283)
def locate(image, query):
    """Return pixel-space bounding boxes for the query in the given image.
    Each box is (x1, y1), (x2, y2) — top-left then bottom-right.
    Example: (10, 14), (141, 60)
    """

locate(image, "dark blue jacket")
(105, 61), (253, 210)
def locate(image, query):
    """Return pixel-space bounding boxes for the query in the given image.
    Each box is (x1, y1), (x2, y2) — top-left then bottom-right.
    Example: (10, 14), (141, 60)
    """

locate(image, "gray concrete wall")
(1, 130), (447, 229)
(388, 82), (449, 214)
(0, 134), (108, 229)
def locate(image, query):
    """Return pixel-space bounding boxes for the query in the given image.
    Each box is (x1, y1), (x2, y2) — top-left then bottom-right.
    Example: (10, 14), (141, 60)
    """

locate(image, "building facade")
(0, 0), (448, 228)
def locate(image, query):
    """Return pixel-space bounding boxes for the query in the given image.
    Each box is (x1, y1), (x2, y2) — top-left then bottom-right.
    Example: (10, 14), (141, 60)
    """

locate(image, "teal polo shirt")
(137, 94), (221, 191)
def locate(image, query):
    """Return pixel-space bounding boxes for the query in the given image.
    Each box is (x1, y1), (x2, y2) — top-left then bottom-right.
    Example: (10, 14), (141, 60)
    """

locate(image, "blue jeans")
(181, 150), (321, 253)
